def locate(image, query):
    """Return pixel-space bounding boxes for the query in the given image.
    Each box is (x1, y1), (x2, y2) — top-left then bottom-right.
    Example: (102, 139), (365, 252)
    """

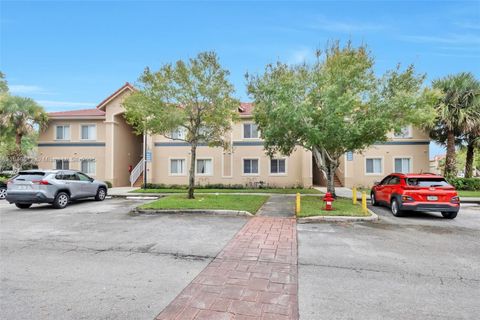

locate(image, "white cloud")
(311, 16), (385, 33)
(36, 100), (96, 108)
(289, 48), (314, 64)
(9, 85), (51, 95)
(401, 33), (480, 45)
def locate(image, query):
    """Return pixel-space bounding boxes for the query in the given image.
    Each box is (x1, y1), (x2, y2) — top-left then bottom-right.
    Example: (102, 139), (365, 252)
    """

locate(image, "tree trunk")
(15, 133), (22, 151)
(188, 142), (197, 199)
(465, 139), (474, 178)
(326, 161), (336, 198)
(312, 146), (338, 197)
(444, 129), (457, 178)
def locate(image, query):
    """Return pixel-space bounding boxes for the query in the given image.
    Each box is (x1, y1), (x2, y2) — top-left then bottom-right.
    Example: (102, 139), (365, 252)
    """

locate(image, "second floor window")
(170, 127), (186, 140)
(56, 125), (70, 140)
(243, 123), (259, 139)
(394, 126), (412, 138)
(81, 125), (96, 140)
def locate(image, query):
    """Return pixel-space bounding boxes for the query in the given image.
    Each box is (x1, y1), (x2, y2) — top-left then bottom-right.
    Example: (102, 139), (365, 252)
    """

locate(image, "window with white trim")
(395, 158), (411, 173)
(80, 159), (96, 175)
(170, 159), (186, 175)
(196, 159), (212, 175)
(243, 123), (259, 139)
(55, 125), (70, 140)
(55, 159), (70, 170)
(394, 126), (412, 138)
(170, 127), (186, 140)
(80, 125), (96, 140)
(270, 158), (286, 174)
(366, 158), (382, 174)
(243, 159), (259, 174)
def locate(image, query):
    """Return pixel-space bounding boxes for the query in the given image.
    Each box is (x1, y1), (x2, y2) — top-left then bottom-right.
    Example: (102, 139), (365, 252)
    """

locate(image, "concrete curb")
(131, 208), (254, 217)
(297, 208), (379, 223)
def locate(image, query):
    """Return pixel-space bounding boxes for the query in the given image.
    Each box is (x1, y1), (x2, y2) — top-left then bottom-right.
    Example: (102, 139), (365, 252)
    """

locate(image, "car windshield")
(406, 177), (450, 187)
(13, 172), (46, 181)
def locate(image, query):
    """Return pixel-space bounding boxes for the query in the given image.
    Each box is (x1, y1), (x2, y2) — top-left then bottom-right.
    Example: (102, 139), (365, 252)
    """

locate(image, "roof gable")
(96, 82), (135, 110)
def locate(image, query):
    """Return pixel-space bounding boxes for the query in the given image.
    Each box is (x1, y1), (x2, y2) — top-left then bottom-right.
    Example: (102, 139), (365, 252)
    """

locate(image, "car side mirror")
(89, 178), (94, 182)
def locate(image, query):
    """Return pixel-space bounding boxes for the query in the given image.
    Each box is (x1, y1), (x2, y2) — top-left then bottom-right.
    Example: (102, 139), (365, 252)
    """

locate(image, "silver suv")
(6, 170), (108, 209)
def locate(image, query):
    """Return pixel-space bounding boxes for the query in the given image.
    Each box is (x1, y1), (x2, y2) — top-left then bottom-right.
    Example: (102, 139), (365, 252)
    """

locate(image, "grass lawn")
(297, 196), (369, 218)
(133, 188), (321, 194)
(458, 190), (480, 198)
(140, 194), (269, 214)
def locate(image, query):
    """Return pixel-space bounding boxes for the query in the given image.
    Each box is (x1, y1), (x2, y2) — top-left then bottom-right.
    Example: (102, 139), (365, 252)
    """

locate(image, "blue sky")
(1, 0), (479, 157)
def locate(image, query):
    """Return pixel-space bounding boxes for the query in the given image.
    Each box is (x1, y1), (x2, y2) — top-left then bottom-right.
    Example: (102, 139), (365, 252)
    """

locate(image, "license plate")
(427, 196), (438, 201)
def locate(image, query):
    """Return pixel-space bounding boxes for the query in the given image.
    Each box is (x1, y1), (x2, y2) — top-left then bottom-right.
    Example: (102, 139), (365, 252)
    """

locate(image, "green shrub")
(104, 181), (113, 188)
(448, 178), (480, 191)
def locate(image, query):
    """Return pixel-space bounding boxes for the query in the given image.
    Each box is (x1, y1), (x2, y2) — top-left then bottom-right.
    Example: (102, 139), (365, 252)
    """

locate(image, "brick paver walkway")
(155, 216), (298, 320)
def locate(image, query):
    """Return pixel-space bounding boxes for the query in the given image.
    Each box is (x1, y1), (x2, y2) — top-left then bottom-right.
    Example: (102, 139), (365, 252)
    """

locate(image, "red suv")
(370, 173), (460, 219)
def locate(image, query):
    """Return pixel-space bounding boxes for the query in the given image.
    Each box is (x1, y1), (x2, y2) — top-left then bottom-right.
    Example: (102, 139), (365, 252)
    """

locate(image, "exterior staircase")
(130, 159), (144, 187)
(133, 173), (144, 187)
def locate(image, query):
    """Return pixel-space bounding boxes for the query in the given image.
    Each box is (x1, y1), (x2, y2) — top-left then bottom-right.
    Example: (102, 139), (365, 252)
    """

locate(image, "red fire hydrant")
(323, 192), (335, 211)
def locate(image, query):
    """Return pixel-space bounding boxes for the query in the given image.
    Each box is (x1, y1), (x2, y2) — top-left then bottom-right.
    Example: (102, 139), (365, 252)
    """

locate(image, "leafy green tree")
(123, 52), (239, 198)
(0, 95), (48, 171)
(247, 42), (437, 196)
(429, 73), (480, 178)
(0, 72), (8, 95)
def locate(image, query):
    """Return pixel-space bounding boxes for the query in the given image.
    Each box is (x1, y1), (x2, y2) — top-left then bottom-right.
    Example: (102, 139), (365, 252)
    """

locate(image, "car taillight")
(32, 180), (51, 185)
(450, 196), (460, 204)
(402, 195), (414, 202)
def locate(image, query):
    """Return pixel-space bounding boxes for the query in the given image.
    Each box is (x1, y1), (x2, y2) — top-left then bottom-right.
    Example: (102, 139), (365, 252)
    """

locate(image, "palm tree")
(429, 73), (480, 178)
(0, 96), (48, 170)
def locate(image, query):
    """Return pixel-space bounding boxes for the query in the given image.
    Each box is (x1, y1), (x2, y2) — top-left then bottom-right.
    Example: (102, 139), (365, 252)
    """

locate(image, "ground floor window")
(196, 159), (212, 175)
(81, 159), (96, 175)
(366, 158), (382, 174)
(170, 159), (186, 175)
(395, 158), (411, 173)
(55, 159), (69, 170)
(270, 158), (286, 174)
(243, 159), (259, 174)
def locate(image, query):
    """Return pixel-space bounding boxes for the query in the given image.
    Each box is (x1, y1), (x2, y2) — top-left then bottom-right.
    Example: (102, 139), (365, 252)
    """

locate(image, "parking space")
(298, 203), (480, 320)
(0, 198), (248, 320)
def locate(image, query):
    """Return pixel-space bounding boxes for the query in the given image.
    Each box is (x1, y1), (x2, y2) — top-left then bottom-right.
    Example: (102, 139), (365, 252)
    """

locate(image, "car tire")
(95, 187), (106, 201)
(15, 203), (32, 209)
(371, 192), (379, 206)
(53, 192), (69, 209)
(390, 198), (404, 217)
(0, 187), (6, 200)
(441, 212), (457, 219)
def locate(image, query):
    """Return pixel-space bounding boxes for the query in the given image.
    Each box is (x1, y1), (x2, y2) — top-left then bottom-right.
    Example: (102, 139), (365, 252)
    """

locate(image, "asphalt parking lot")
(0, 198), (248, 319)
(1, 197), (479, 320)
(298, 203), (480, 320)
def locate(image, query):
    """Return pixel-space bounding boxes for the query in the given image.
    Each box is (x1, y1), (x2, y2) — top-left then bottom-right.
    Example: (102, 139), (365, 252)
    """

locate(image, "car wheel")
(371, 192), (378, 206)
(95, 188), (106, 201)
(441, 212), (457, 219)
(390, 198), (403, 217)
(15, 203), (32, 209)
(0, 187), (6, 200)
(53, 192), (69, 209)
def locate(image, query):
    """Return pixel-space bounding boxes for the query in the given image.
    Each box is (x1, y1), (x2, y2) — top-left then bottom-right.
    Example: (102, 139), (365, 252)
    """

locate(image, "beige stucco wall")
(149, 117), (312, 187)
(37, 118), (107, 180)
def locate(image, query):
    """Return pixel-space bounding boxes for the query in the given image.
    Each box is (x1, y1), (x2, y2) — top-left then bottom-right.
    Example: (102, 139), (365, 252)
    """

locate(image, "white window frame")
(242, 157), (260, 176)
(80, 159), (96, 175)
(196, 158), (213, 176)
(169, 158), (187, 176)
(170, 127), (187, 140)
(365, 157), (383, 176)
(243, 122), (259, 139)
(269, 158), (287, 175)
(393, 157), (412, 174)
(53, 158), (70, 170)
(55, 125), (70, 141)
(80, 124), (97, 141)
(393, 125), (412, 139)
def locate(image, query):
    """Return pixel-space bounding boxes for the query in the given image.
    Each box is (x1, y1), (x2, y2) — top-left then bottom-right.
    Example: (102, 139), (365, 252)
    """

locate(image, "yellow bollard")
(352, 187), (357, 205)
(296, 193), (301, 216)
(361, 191), (367, 214)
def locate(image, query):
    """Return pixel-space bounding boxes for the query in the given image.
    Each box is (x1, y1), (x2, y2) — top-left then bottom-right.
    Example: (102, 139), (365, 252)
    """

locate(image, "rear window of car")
(406, 178), (450, 187)
(13, 172), (46, 181)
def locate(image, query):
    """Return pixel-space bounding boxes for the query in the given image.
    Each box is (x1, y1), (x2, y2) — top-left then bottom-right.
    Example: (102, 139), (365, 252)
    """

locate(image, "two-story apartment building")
(37, 83), (431, 188)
